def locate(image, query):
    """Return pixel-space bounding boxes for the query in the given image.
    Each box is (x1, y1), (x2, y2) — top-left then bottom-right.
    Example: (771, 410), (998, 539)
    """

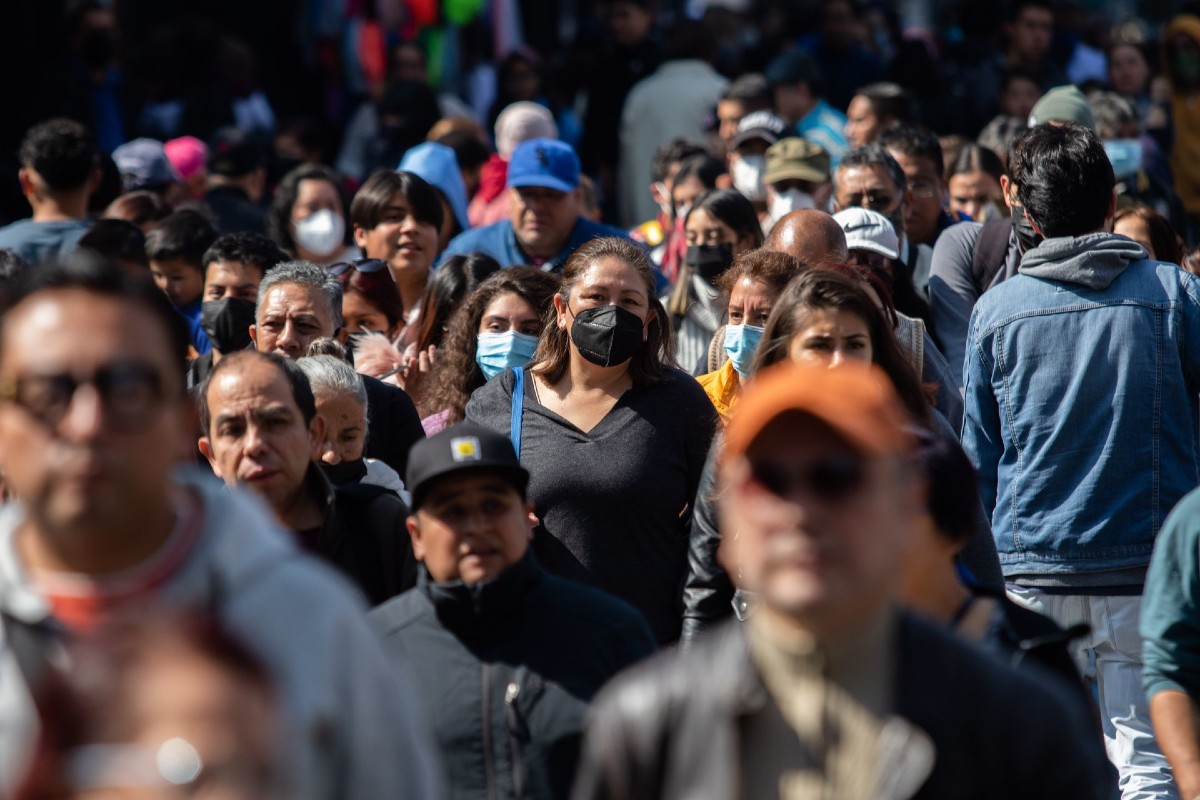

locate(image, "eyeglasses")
(749, 454), (866, 503)
(329, 258), (388, 277)
(842, 192), (895, 211)
(909, 180), (941, 199)
(0, 361), (168, 432)
(847, 251), (894, 274)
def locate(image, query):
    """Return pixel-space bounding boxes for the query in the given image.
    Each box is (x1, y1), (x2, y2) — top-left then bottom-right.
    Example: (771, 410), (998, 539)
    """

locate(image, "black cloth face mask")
(685, 243), (734, 286)
(319, 457), (368, 486)
(1011, 206), (1044, 255)
(569, 304), (646, 367)
(201, 297), (257, 354)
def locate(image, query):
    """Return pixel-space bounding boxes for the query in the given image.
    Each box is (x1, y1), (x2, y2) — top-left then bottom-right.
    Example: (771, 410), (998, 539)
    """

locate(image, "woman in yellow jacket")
(696, 249), (802, 422)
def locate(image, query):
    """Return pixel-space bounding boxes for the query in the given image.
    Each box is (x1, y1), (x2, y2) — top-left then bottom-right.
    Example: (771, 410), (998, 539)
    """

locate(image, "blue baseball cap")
(507, 138), (579, 193)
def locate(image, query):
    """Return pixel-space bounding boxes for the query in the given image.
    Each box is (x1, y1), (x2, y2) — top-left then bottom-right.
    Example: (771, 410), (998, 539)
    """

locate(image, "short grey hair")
(836, 143), (908, 196)
(295, 354), (368, 423)
(256, 260), (343, 330)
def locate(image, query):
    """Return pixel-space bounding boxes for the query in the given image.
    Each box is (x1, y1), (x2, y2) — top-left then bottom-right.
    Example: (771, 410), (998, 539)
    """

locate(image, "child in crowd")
(145, 208), (218, 355)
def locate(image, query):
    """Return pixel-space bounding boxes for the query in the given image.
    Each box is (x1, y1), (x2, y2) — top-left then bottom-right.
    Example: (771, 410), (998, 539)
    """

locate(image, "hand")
(352, 332), (405, 383)
(414, 345), (437, 374)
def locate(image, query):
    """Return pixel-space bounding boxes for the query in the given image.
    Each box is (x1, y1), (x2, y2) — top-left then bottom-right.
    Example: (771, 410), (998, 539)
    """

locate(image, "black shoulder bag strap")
(970, 217), (1013, 294)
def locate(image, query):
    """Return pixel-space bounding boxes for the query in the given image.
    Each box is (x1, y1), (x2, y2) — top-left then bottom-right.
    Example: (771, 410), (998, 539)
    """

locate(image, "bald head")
(764, 210), (849, 266)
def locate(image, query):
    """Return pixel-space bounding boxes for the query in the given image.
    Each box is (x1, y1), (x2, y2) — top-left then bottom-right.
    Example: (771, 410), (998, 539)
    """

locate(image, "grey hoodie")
(0, 469), (442, 799)
(1019, 232), (1149, 290)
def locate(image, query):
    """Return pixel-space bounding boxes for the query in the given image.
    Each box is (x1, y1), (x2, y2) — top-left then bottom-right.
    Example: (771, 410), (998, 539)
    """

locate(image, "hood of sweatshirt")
(1018, 232), (1148, 290)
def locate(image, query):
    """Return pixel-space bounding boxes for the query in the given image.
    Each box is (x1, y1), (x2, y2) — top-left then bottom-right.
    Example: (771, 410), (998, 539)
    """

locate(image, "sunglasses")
(0, 361), (168, 433)
(749, 453), (865, 503)
(329, 258), (388, 277)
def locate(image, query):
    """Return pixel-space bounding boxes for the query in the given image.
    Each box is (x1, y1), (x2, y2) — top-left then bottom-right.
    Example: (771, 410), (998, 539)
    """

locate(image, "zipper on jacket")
(505, 680), (527, 800)
(482, 663), (498, 800)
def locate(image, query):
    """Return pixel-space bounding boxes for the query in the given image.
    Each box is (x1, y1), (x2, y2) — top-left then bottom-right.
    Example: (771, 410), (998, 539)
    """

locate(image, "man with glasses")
(0, 254), (440, 797)
(251, 260), (425, 476)
(833, 144), (935, 332)
(881, 126), (962, 255)
(574, 362), (1113, 800)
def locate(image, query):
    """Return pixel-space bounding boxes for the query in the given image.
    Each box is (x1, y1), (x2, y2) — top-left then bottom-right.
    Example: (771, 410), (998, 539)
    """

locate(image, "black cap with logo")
(406, 422), (530, 510)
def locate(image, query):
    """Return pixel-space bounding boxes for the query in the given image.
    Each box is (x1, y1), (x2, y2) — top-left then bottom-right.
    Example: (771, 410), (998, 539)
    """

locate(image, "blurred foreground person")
(0, 255), (440, 798)
(573, 362), (1113, 800)
(14, 612), (280, 800)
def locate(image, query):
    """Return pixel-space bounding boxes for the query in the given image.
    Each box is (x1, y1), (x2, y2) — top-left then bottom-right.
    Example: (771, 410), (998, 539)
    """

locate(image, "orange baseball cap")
(723, 362), (913, 465)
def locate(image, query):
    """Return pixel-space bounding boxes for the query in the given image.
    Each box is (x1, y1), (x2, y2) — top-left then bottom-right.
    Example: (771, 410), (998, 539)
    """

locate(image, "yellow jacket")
(696, 359), (741, 425)
(1164, 15), (1200, 216)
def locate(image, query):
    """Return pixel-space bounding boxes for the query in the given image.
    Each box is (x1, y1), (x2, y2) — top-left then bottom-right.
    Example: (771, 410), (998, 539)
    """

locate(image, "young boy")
(146, 209), (218, 355)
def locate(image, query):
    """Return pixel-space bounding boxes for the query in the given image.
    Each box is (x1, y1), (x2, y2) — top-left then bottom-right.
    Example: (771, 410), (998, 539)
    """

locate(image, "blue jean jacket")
(962, 240), (1200, 577)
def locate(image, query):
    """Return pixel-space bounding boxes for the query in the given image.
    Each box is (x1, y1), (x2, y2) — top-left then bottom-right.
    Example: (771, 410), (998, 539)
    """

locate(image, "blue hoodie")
(399, 142), (470, 232)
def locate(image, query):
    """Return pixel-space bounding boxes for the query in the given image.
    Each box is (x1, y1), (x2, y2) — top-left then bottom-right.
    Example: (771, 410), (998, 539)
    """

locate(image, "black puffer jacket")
(370, 553), (656, 800)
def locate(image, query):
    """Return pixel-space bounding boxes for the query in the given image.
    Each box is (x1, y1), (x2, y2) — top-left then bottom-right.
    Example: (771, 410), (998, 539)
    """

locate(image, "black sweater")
(465, 367), (717, 644)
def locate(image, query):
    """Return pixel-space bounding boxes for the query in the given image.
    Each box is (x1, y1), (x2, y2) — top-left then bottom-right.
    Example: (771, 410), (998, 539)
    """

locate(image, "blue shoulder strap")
(510, 367), (524, 457)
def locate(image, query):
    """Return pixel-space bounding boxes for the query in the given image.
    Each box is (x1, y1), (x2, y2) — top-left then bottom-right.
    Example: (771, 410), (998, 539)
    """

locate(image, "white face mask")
(769, 187), (815, 226)
(731, 155), (766, 202)
(293, 209), (345, 258)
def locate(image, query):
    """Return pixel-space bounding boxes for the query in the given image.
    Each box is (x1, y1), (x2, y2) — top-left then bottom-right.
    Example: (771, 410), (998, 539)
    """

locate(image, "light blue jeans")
(1007, 587), (1176, 800)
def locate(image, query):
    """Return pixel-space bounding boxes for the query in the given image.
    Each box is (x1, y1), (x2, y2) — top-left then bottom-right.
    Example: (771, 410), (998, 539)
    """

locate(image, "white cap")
(833, 207), (899, 260)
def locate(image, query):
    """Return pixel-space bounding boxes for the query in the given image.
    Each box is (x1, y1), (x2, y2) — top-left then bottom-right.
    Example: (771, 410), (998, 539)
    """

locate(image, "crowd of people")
(4, 0), (1200, 798)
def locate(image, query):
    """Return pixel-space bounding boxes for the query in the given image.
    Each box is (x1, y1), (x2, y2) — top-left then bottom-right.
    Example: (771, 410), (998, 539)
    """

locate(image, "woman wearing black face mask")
(465, 238), (719, 645)
(296, 349), (409, 498)
(667, 190), (763, 375)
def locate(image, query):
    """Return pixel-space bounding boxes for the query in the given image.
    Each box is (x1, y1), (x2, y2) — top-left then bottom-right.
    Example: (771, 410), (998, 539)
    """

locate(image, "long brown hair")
(420, 267), (560, 421)
(531, 237), (674, 387)
(751, 268), (930, 423)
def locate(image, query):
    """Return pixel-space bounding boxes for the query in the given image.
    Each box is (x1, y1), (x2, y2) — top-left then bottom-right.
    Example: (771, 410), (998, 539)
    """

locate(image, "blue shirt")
(438, 216), (638, 273)
(176, 296), (212, 355)
(796, 99), (849, 167)
(0, 218), (89, 265)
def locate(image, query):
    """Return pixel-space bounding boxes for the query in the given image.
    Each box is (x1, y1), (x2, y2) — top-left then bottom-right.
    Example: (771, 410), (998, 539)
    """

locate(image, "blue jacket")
(962, 233), (1200, 578)
(437, 217), (634, 272)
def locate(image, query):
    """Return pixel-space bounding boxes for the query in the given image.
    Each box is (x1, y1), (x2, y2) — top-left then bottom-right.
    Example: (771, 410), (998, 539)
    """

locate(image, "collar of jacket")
(420, 549), (543, 631)
(303, 463), (340, 549)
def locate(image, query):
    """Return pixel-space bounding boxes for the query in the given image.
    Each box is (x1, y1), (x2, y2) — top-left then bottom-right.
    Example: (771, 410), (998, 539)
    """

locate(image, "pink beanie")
(164, 136), (208, 181)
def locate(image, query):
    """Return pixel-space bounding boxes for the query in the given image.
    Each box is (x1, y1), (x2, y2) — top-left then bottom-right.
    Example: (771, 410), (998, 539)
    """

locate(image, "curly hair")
(419, 267), (560, 422)
(751, 268), (929, 423)
(531, 238), (673, 387)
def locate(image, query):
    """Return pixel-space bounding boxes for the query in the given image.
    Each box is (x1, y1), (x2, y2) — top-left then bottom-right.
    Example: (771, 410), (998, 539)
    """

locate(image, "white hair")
(295, 355), (368, 422)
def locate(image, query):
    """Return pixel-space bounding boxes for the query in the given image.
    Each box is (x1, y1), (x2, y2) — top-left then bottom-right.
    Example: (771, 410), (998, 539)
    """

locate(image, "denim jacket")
(962, 233), (1200, 577)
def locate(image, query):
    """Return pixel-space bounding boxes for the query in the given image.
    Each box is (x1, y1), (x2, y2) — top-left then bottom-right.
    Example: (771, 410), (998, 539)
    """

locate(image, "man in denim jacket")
(962, 121), (1200, 800)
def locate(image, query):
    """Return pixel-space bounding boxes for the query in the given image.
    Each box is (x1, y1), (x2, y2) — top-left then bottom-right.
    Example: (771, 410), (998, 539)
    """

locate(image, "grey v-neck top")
(466, 366), (718, 643)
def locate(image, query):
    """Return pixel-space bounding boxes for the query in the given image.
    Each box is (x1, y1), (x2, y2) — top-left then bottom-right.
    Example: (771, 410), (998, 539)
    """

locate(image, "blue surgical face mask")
(475, 330), (539, 380)
(724, 323), (765, 378)
(1105, 138), (1143, 180)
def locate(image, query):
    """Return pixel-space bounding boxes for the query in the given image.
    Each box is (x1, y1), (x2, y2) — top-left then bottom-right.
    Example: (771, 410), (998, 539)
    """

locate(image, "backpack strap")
(510, 368), (525, 457)
(970, 217), (1013, 294)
